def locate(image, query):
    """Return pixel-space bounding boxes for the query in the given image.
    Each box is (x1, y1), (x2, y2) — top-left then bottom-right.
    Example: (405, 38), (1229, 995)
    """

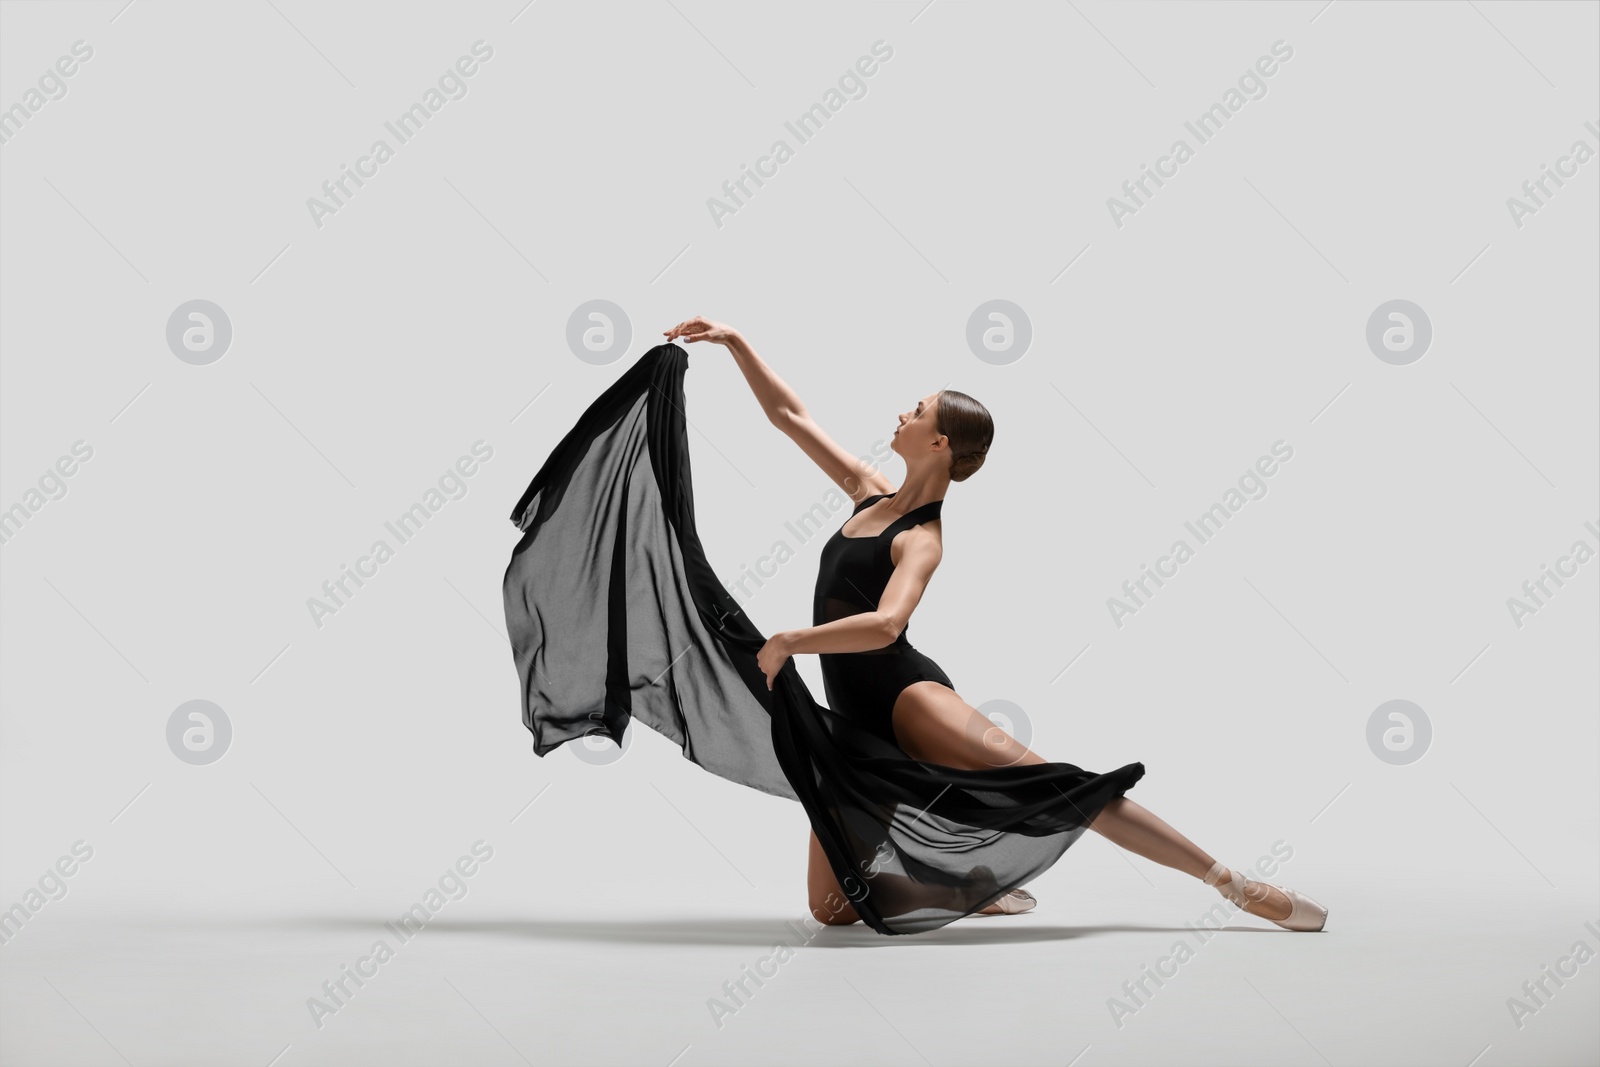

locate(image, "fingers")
(663, 319), (707, 343)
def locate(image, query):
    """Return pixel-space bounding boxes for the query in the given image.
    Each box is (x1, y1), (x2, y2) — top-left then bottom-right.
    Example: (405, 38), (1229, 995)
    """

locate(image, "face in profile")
(890, 393), (942, 460)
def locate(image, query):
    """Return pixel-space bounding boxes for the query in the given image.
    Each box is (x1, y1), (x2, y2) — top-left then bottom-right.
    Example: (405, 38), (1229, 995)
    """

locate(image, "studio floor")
(3, 871), (1595, 1067)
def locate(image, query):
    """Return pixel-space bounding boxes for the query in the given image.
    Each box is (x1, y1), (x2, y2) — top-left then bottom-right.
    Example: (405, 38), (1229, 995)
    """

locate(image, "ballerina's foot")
(1203, 862), (1327, 932)
(975, 888), (1036, 916)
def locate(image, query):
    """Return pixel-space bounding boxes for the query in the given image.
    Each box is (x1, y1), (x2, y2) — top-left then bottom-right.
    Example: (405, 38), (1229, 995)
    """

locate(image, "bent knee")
(809, 897), (860, 926)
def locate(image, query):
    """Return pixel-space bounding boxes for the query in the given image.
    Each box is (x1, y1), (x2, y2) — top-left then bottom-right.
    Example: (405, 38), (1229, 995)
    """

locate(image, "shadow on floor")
(196, 915), (1268, 947)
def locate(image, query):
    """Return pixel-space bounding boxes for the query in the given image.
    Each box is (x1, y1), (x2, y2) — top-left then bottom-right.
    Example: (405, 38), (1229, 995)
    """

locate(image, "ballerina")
(502, 320), (1326, 934)
(659, 317), (1326, 932)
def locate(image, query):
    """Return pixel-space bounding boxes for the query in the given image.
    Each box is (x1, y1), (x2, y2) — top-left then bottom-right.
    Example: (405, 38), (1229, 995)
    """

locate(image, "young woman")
(502, 318), (1327, 935)
(660, 317), (1326, 932)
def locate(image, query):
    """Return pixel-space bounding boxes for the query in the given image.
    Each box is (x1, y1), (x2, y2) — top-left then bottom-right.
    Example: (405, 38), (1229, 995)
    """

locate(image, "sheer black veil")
(504, 344), (1143, 934)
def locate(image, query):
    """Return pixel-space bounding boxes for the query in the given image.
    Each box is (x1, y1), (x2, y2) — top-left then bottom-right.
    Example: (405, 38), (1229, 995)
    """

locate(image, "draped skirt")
(503, 343), (1144, 934)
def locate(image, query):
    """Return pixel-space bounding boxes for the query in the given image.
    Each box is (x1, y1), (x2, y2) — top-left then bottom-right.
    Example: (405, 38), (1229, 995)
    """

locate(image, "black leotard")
(814, 492), (953, 745)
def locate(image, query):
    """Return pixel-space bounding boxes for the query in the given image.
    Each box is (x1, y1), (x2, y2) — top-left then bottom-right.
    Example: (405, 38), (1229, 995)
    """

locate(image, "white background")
(2, 1), (1596, 1065)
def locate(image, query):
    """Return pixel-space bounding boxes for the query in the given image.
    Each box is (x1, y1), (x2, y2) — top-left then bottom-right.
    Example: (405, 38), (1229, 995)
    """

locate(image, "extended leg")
(1086, 797), (1213, 879)
(890, 681), (1292, 921)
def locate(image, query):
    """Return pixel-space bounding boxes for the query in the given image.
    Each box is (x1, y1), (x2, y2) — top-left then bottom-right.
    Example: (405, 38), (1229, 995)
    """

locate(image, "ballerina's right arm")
(664, 317), (894, 504)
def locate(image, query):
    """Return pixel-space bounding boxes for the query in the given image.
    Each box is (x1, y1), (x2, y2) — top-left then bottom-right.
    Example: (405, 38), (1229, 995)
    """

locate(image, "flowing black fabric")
(503, 344), (1144, 934)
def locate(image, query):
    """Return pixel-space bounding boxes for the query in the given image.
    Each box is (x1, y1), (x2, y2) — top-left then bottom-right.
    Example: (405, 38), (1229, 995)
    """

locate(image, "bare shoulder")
(889, 519), (943, 568)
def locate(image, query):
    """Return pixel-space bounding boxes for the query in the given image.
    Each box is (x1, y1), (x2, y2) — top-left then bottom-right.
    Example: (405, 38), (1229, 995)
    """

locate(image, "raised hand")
(664, 316), (740, 346)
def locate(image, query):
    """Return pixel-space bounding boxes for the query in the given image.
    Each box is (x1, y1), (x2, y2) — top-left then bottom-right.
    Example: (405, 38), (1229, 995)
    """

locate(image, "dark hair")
(935, 389), (994, 482)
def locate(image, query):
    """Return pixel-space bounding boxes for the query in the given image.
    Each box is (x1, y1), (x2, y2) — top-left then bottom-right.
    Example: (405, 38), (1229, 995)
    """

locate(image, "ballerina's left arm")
(755, 528), (942, 689)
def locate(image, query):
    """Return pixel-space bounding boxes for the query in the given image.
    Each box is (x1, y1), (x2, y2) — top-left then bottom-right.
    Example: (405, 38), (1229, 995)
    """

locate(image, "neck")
(891, 467), (949, 512)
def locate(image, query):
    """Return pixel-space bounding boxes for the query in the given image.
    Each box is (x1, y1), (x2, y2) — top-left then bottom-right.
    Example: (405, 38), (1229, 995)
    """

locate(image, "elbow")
(875, 612), (904, 647)
(769, 406), (807, 432)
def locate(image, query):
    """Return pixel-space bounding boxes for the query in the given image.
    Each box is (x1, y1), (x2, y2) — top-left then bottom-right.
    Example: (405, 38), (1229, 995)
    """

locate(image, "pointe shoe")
(1203, 861), (1327, 932)
(976, 888), (1037, 916)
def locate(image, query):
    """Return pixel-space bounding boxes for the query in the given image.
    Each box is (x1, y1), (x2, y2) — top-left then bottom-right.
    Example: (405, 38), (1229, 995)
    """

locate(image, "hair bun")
(936, 388), (994, 483)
